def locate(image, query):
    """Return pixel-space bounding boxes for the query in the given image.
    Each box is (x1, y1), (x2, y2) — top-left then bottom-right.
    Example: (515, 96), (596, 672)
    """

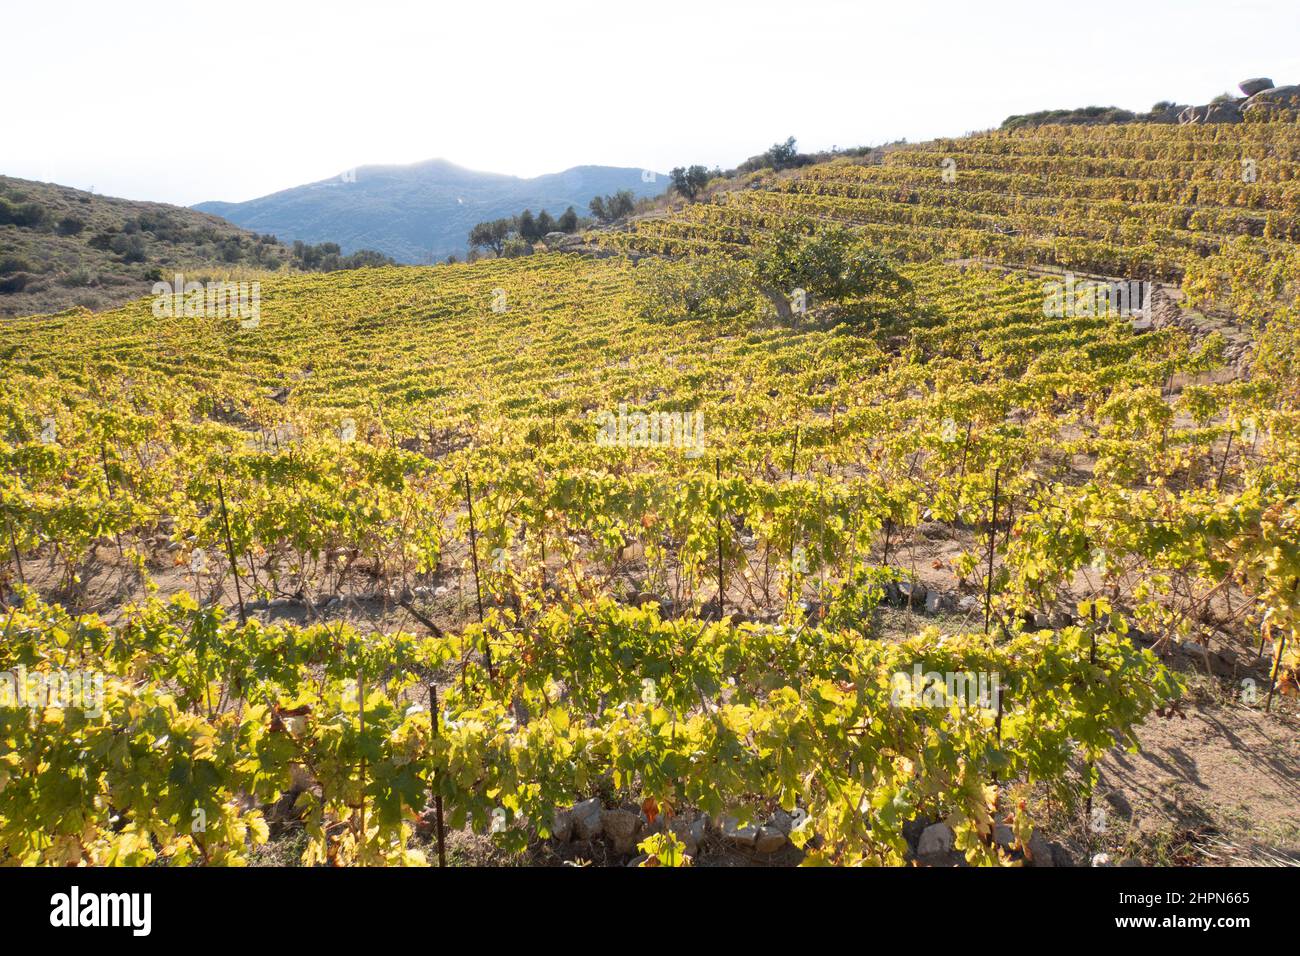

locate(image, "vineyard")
(1, 120), (1298, 868)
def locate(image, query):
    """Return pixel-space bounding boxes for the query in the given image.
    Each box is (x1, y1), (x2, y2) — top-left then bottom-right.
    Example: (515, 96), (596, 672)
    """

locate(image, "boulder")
(916, 821), (955, 858)
(1178, 102), (1243, 125)
(754, 826), (788, 854)
(1239, 77), (1274, 96)
(1243, 85), (1300, 114)
(993, 824), (1017, 851)
(1146, 103), (1186, 124)
(601, 808), (643, 855)
(719, 815), (759, 848)
(1025, 830), (1055, 867)
(770, 809), (795, 836)
(925, 590), (952, 614)
(902, 817), (929, 852)
(666, 814), (704, 856)
(550, 808), (573, 843)
(571, 797), (603, 841)
(898, 581), (927, 607)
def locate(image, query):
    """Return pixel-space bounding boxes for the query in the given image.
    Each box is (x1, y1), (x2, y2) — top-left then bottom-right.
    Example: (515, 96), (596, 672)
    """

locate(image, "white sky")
(4, 0), (1298, 207)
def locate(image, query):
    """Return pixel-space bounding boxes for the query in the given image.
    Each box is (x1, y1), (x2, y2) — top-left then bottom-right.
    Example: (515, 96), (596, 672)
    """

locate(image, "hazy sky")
(5, 0), (1299, 207)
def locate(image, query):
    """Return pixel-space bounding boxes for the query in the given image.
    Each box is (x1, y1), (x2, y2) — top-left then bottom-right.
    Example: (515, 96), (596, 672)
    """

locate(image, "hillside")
(194, 159), (668, 264)
(3, 113), (1299, 870)
(608, 123), (1300, 295)
(0, 175), (306, 317)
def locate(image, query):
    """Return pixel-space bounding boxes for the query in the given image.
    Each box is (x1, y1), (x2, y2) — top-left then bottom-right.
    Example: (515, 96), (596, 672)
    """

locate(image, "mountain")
(194, 160), (668, 264)
(0, 175), (302, 317)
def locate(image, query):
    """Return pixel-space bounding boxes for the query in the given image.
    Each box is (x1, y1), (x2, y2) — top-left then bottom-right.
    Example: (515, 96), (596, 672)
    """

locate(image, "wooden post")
(6, 517), (24, 587)
(463, 474), (492, 676)
(715, 458), (725, 618)
(216, 479), (247, 626)
(429, 683), (447, 867)
(1215, 432), (1234, 492)
(357, 670), (367, 848)
(984, 467), (1000, 635)
(1266, 631), (1288, 713)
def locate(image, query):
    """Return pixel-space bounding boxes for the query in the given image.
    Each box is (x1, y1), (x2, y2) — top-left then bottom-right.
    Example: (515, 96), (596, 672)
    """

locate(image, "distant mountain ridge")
(195, 159), (667, 263)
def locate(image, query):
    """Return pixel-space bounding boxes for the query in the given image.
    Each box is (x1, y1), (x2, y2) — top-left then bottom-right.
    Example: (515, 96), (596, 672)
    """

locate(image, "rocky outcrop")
(1243, 84), (1300, 116)
(1178, 100), (1243, 124)
(1178, 78), (1298, 124)
(1238, 77), (1274, 97)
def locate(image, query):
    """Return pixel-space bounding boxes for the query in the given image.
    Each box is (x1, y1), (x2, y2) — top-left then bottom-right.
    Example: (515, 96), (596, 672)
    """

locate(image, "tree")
(670, 165), (711, 201)
(589, 190), (635, 223)
(557, 206), (579, 232)
(536, 209), (556, 236)
(635, 254), (755, 324)
(737, 136), (806, 174)
(752, 221), (911, 321)
(768, 136), (799, 169)
(517, 209), (538, 242)
(469, 218), (511, 256)
(607, 190), (635, 219)
(502, 235), (533, 258)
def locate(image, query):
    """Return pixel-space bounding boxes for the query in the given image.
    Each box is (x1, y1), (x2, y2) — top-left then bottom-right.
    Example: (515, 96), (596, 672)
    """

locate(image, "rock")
(1032, 612), (1052, 630)
(551, 808), (573, 843)
(917, 822), (955, 858)
(993, 824), (1016, 850)
(754, 826), (787, 854)
(602, 809), (642, 855)
(719, 815), (759, 848)
(770, 809), (795, 836)
(902, 817), (929, 851)
(1146, 102), (1186, 124)
(1178, 101), (1243, 125)
(1243, 84), (1300, 114)
(958, 594), (982, 613)
(803, 600), (825, 620)
(626, 854), (649, 867)
(1239, 77), (1274, 97)
(1025, 830), (1055, 867)
(289, 763), (317, 793)
(571, 797), (603, 841)
(898, 581), (927, 607)
(1205, 101), (1243, 124)
(1091, 852), (1112, 867)
(665, 815), (703, 856)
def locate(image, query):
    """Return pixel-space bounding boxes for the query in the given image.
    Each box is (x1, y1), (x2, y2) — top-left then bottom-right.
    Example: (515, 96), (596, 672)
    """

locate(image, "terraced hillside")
(0, 120), (1297, 868)
(609, 123), (1300, 322)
